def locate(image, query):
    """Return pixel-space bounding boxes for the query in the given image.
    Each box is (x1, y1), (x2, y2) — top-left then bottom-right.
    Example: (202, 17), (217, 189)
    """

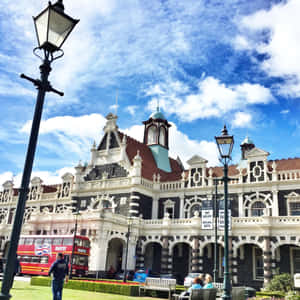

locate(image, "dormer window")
(148, 125), (157, 144)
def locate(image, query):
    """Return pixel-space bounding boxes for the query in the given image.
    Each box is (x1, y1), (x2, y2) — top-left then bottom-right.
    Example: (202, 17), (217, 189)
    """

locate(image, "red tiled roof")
(12, 184), (58, 196)
(268, 157), (300, 171)
(118, 131), (183, 182)
(42, 185), (58, 193)
(208, 165), (240, 178)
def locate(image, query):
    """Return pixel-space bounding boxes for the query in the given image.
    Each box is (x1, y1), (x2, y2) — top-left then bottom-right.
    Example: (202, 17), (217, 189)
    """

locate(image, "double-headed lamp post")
(215, 125), (234, 300)
(0, 2), (78, 299)
(123, 217), (133, 283)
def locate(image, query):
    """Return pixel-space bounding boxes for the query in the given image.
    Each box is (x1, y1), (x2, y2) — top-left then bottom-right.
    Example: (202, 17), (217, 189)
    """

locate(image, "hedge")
(256, 291), (285, 298)
(31, 277), (139, 296)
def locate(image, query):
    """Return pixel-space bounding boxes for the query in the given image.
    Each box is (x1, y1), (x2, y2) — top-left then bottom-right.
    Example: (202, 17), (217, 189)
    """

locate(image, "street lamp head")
(33, 0), (79, 53)
(215, 125), (234, 160)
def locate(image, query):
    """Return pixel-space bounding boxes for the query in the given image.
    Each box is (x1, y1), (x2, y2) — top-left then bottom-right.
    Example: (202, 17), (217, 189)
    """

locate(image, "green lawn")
(9, 281), (162, 300)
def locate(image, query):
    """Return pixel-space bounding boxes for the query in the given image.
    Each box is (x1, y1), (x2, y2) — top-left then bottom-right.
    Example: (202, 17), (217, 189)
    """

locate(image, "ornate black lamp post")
(0, 2), (78, 299)
(215, 125), (234, 300)
(69, 211), (81, 279)
(123, 217), (133, 283)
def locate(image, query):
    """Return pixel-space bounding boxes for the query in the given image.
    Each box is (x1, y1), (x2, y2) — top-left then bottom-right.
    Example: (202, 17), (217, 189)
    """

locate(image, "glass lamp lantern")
(215, 125), (234, 159)
(33, 0), (79, 53)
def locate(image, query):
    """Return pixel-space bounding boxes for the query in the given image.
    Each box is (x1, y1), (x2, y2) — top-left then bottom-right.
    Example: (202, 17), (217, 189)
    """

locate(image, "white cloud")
(12, 111), (220, 186)
(280, 109), (289, 114)
(124, 122), (219, 167)
(232, 112), (253, 128)
(147, 76), (273, 122)
(21, 114), (106, 140)
(20, 113), (107, 166)
(0, 167), (74, 190)
(125, 105), (138, 116)
(236, 0), (300, 97)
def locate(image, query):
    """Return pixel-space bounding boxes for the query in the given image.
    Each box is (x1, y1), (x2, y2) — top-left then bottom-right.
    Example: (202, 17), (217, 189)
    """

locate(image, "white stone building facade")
(1, 111), (300, 288)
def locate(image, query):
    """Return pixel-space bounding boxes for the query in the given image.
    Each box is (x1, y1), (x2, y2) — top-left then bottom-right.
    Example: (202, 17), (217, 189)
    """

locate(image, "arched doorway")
(276, 244), (300, 276)
(202, 243), (223, 282)
(236, 243), (263, 289)
(106, 238), (124, 272)
(172, 243), (191, 284)
(144, 242), (162, 275)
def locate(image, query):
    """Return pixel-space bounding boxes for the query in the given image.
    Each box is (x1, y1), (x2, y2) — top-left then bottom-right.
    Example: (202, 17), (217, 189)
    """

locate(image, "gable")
(246, 147), (269, 159)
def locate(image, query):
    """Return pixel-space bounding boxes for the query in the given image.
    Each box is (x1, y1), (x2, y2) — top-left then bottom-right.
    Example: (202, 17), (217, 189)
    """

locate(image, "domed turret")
(149, 107), (166, 120)
(240, 136), (255, 159)
(142, 107), (171, 172)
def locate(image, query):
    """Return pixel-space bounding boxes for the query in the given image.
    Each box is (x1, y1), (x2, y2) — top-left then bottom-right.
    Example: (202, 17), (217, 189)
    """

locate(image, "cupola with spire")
(240, 136), (255, 160)
(143, 106), (171, 172)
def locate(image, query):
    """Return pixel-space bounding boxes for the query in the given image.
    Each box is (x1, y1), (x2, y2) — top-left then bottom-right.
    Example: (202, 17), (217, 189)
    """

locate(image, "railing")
(160, 181), (183, 191)
(141, 178), (153, 189)
(78, 177), (131, 190)
(277, 170), (300, 181)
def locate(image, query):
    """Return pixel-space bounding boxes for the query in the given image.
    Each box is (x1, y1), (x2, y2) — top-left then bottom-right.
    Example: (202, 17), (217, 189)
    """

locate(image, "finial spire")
(156, 98), (160, 112)
(53, 0), (64, 12)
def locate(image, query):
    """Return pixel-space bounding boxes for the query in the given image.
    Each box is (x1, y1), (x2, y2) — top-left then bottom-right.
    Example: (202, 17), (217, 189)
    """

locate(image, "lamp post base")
(222, 294), (232, 300)
(0, 292), (11, 300)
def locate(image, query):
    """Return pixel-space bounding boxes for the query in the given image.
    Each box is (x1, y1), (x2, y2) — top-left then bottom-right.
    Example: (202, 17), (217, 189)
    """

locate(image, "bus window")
(74, 255), (88, 266)
(35, 238), (43, 246)
(53, 238), (63, 245)
(83, 240), (90, 248)
(44, 238), (52, 245)
(24, 238), (34, 245)
(63, 238), (73, 246)
(19, 238), (25, 245)
(32, 256), (41, 264)
(40, 256), (49, 264)
(75, 238), (83, 247)
(22, 256), (31, 263)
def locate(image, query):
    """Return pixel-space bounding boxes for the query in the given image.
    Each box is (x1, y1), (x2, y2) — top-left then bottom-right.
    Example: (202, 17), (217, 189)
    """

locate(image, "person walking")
(48, 253), (69, 300)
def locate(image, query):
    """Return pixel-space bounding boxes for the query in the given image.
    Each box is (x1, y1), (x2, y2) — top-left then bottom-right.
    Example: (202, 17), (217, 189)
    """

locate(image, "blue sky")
(0, 0), (299, 186)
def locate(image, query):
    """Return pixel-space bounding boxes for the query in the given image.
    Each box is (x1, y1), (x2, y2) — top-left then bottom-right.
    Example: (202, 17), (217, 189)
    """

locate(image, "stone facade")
(1, 112), (300, 288)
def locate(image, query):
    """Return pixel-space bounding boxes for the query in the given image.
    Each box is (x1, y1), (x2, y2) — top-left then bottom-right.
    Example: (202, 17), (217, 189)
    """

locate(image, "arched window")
(190, 203), (201, 218)
(148, 125), (157, 144)
(159, 127), (166, 146)
(251, 201), (265, 216)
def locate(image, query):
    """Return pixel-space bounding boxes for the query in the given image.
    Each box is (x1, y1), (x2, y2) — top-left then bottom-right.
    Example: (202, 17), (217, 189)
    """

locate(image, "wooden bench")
(139, 277), (177, 299)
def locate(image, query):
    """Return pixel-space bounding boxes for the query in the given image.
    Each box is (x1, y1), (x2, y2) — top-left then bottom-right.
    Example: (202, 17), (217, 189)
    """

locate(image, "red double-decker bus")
(17, 235), (90, 276)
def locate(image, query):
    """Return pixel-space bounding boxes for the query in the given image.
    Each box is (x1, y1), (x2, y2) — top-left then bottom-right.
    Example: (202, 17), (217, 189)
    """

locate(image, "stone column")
(263, 236), (272, 286)
(135, 238), (144, 270)
(231, 247), (238, 285)
(238, 193), (244, 217)
(161, 237), (171, 274)
(198, 240), (205, 273)
(272, 190), (279, 217)
(179, 194), (185, 218)
(129, 192), (140, 218)
(152, 195), (158, 219)
(191, 237), (201, 272)
(89, 233), (109, 277)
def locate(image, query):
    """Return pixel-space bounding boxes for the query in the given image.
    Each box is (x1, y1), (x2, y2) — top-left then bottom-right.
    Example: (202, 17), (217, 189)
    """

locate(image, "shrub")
(256, 291), (285, 298)
(286, 291), (300, 300)
(265, 273), (294, 293)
